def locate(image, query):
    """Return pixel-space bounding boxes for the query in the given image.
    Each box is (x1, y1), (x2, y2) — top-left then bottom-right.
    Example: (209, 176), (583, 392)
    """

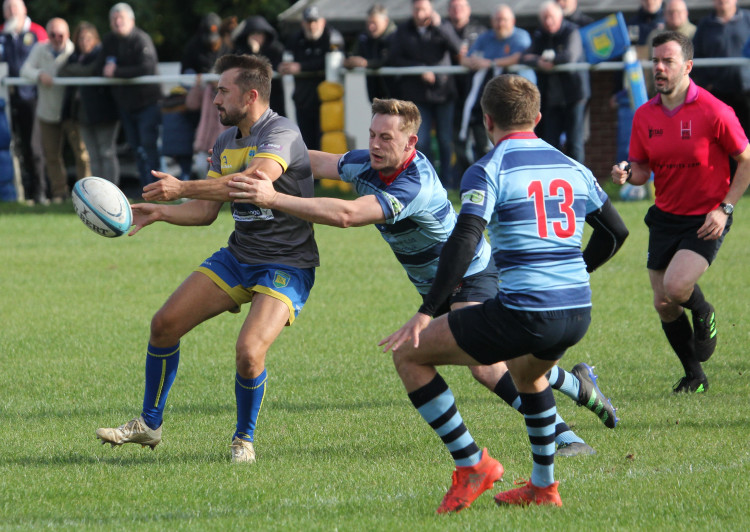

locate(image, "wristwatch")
(720, 202), (734, 215)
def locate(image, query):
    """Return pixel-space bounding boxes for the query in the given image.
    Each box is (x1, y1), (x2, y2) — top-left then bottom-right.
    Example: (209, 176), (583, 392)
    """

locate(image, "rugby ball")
(72, 177), (132, 238)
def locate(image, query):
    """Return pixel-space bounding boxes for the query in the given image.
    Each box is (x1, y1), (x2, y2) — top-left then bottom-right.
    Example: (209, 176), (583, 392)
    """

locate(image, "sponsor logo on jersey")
(648, 126), (663, 138)
(259, 142), (282, 152)
(273, 271), (290, 288)
(382, 191), (404, 215)
(462, 190), (485, 205)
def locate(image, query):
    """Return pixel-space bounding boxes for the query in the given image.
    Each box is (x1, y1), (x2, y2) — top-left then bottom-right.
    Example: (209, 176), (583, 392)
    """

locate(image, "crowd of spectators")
(3, 0), (750, 203)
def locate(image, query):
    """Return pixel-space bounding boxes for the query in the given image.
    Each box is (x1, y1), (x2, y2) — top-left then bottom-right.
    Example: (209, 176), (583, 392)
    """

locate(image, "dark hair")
(652, 30), (693, 61)
(480, 74), (540, 130)
(72, 21), (100, 53)
(213, 53), (272, 102)
(371, 98), (422, 135)
(368, 3), (388, 17)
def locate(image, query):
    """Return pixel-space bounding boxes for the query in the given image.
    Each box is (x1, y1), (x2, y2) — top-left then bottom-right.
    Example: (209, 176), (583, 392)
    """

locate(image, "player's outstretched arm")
(309, 150), (344, 181)
(142, 170), (234, 202)
(228, 170), (386, 227)
(129, 200), (222, 236)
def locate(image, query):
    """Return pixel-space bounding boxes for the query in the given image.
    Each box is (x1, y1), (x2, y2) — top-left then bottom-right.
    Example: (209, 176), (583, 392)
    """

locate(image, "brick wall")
(586, 71), (619, 182)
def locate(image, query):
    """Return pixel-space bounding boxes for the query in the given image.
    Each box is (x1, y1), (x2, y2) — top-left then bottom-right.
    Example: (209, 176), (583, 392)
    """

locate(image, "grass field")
(1, 197), (748, 531)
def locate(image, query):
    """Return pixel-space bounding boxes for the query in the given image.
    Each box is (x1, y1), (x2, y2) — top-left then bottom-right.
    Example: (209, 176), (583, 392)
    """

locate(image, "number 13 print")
(527, 179), (576, 238)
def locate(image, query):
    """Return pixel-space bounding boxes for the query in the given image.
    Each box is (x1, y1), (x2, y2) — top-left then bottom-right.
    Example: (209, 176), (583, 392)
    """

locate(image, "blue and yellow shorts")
(197, 247), (315, 325)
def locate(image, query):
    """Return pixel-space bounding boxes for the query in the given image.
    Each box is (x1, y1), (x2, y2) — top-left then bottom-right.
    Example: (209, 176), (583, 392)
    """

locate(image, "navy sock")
(520, 387), (557, 488)
(234, 369), (267, 442)
(682, 284), (710, 316)
(408, 373), (482, 467)
(141, 343), (180, 430)
(662, 312), (704, 378)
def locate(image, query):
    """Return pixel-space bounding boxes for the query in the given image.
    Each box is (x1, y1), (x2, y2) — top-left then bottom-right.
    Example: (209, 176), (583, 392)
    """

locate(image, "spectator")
(647, 0), (695, 44)
(278, 6), (344, 150)
(100, 2), (162, 189)
(219, 16), (238, 52)
(343, 3), (397, 101)
(459, 5), (535, 164)
(58, 22), (120, 186)
(161, 13), (227, 182)
(445, 0), (486, 185)
(558, 0), (593, 28)
(523, 1), (590, 164)
(181, 12), (228, 75)
(0, 0), (47, 205)
(185, 74), (229, 178)
(694, 0), (750, 137)
(389, 0), (462, 187)
(20, 17), (90, 203)
(233, 15), (286, 117)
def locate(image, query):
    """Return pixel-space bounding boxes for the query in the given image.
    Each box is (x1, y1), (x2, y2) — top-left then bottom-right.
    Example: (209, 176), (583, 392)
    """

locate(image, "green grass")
(1, 198), (748, 531)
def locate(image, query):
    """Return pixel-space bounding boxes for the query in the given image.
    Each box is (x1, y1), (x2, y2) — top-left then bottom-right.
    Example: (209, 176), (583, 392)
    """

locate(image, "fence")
(2, 55), (750, 198)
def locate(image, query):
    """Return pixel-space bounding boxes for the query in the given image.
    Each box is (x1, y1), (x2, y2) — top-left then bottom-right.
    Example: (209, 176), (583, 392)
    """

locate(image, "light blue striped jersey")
(338, 149), (492, 294)
(459, 133), (608, 311)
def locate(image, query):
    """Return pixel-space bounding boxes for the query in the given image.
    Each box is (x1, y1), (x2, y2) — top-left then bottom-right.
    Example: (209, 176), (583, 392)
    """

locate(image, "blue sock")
(494, 372), (583, 446)
(141, 343), (180, 430)
(554, 414), (584, 445)
(520, 387), (557, 488)
(547, 366), (580, 402)
(234, 369), (267, 442)
(408, 373), (482, 467)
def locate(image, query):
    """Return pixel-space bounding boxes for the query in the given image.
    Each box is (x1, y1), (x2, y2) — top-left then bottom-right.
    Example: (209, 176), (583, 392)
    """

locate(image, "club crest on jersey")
(273, 271), (291, 288)
(461, 190), (485, 205)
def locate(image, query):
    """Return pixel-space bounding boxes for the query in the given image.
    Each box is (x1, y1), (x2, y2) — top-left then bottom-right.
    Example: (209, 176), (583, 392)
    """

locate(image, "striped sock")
(493, 372), (583, 446)
(547, 365), (580, 402)
(408, 373), (482, 467)
(234, 369), (267, 442)
(520, 387), (557, 488)
(141, 342), (180, 430)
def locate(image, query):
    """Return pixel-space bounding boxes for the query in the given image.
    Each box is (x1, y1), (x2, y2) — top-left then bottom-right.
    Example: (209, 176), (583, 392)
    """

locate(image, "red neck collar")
(378, 150), (417, 185)
(496, 131), (537, 145)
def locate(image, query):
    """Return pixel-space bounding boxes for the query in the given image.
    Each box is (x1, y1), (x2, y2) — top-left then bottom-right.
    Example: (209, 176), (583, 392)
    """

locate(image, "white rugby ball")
(72, 177), (133, 238)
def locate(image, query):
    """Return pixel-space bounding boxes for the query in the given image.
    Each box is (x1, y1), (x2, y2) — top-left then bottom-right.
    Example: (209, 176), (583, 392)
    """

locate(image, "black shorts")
(644, 205), (731, 270)
(430, 261), (499, 317)
(447, 297), (592, 365)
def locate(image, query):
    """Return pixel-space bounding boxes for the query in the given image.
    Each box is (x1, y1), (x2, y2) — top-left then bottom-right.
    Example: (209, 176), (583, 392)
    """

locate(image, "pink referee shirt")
(629, 80), (748, 216)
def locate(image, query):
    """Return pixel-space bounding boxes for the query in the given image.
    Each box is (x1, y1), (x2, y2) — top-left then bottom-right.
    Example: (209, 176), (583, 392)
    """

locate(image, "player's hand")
(379, 312), (432, 353)
(142, 170), (184, 202)
(129, 203), (161, 236)
(421, 71), (436, 85)
(227, 170), (278, 206)
(697, 209), (728, 240)
(611, 161), (630, 185)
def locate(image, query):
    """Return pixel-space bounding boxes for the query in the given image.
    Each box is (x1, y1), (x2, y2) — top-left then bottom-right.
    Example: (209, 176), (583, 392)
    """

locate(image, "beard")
(219, 107), (246, 127)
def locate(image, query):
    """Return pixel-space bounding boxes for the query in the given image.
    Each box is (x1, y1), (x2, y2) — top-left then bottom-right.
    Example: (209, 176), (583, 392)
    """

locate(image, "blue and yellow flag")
(580, 13), (630, 64)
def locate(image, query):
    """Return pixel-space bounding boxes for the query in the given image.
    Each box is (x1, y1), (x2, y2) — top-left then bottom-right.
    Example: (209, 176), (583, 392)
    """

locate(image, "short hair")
(110, 2), (135, 21)
(214, 54), (273, 103)
(480, 74), (540, 130)
(371, 98), (421, 135)
(651, 30), (693, 61)
(368, 3), (389, 18)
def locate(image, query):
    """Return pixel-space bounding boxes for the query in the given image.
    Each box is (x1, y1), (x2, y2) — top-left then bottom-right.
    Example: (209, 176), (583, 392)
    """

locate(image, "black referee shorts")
(447, 297), (591, 365)
(644, 205), (731, 270)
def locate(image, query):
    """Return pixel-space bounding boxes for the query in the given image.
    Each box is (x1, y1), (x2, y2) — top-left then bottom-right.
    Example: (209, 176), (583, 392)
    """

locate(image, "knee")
(662, 278), (691, 305)
(235, 341), (266, 379)
(150, 307), (182, 345)
(470, 364), (507, 390)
